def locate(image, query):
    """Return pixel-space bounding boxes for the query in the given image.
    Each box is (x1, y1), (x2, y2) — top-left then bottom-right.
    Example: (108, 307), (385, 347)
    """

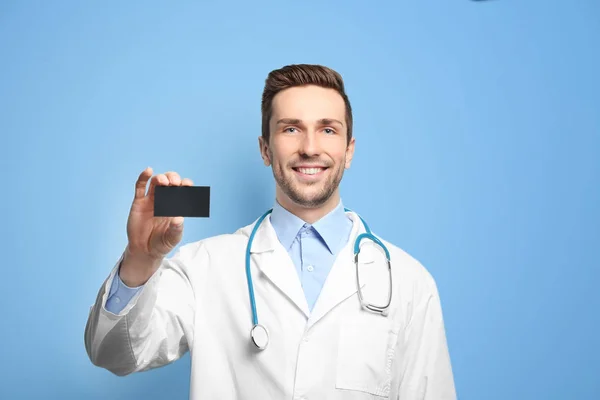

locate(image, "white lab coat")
(85, 211), (456, 399)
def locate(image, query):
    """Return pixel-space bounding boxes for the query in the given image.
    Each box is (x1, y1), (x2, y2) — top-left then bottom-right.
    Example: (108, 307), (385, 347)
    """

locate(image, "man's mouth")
(293, 167), (327, 175)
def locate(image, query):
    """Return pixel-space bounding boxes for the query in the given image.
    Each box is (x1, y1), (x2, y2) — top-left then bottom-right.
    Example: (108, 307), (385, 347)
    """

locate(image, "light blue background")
(1, 1), (598, 399)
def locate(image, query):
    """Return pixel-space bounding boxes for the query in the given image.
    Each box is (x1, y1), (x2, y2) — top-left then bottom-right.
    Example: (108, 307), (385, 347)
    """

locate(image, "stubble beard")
(272, 153), (345, 208)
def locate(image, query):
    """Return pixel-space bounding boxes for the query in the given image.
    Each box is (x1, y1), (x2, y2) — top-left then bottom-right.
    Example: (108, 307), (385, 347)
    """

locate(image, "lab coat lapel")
(307, 212), (377, 329)
(249, 215), (310, 319)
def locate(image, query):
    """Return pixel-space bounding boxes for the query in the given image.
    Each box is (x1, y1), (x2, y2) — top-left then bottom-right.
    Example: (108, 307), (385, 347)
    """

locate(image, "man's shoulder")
(372, 233), (439, 291)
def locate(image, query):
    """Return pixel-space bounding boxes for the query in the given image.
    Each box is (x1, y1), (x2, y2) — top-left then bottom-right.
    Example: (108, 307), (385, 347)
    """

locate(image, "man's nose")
(299, 131), (320, 156)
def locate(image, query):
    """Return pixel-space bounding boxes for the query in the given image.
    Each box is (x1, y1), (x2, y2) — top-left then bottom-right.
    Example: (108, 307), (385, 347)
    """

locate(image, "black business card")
(154, 186), (210, 217)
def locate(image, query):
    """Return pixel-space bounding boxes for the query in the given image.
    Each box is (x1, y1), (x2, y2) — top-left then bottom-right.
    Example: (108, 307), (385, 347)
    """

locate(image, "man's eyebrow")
(275, 118), (344, 126)
(317, 118), (344, 126)
(276, 118), (302, 125)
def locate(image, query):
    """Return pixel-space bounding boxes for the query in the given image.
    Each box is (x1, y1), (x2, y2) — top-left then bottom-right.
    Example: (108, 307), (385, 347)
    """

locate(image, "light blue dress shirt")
(105, 200), (353, 314)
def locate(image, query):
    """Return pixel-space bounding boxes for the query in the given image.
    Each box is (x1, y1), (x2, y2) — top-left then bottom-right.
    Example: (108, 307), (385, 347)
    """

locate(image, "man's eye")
(284, 127), (297, 133)
(324, 128), (335, 134)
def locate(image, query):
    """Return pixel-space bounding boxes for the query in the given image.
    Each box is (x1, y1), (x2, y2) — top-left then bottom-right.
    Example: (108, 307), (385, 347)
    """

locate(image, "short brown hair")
(261, 64), (353, 145)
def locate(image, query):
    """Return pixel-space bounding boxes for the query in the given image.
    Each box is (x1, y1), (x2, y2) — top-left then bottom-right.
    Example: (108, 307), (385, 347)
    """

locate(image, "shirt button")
(115, 297), (121, 303)
(307, 265), (314, 272)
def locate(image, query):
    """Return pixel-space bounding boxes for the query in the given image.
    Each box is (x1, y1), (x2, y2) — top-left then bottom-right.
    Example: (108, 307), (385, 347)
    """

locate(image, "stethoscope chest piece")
(251, 324), (269, 350)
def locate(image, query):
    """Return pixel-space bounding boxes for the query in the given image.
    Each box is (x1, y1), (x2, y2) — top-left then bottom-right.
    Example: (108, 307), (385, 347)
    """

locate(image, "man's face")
(259, 85), (355, 209)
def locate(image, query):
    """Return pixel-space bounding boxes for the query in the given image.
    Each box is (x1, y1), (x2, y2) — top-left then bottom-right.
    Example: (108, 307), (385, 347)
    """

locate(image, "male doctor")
(85, 64), (456, 399)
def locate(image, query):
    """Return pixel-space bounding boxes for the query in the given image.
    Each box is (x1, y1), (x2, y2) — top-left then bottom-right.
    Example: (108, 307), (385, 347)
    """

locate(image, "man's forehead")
(271, 86), (346, 119)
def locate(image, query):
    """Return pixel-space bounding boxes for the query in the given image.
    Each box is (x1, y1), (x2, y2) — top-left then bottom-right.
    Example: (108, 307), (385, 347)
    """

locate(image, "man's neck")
(275, 191), (341, 224)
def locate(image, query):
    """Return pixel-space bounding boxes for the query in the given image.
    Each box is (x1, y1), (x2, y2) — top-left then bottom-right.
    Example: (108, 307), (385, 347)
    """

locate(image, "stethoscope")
(246, 208), (393, 350)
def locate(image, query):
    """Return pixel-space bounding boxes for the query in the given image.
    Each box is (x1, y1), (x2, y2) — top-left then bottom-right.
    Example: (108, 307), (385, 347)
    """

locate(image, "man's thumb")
(169, 216), (184, 229)
(164, 219), (184, 244)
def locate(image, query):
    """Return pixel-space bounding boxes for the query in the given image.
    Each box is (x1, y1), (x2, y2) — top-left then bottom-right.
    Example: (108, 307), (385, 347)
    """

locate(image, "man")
(85, 64), (456, 399)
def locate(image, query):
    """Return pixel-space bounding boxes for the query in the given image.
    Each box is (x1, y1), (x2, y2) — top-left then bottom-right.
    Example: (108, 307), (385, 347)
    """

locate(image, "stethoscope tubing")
(245, 209), (273, 326)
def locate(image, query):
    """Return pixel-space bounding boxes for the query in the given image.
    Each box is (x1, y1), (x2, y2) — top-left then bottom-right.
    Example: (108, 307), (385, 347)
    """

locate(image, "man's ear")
(258, 136), (271, 166)
(344, 137), (355, 169)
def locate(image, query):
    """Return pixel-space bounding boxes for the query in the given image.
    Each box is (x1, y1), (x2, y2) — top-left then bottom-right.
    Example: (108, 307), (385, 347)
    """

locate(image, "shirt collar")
(270, 199), (349, 254)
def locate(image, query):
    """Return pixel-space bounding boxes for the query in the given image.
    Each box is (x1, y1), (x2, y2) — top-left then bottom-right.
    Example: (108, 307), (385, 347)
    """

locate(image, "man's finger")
(134, 167), (153, 199)
(148, 174), (168, 198)
(181, 178), (194, 186)
(165, 171), (182, 186)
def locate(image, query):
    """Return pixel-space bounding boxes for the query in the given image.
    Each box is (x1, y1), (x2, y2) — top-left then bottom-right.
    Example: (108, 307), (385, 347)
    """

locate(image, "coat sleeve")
(398, 270), (457, 399)
(84, 243), (202, 376)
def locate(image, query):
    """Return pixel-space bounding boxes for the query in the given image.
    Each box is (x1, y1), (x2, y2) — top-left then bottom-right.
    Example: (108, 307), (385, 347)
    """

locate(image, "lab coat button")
(306, 265), (314, 272)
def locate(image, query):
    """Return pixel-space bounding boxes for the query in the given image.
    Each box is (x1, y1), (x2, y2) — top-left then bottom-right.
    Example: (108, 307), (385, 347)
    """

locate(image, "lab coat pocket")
(335, 316), (399, 398)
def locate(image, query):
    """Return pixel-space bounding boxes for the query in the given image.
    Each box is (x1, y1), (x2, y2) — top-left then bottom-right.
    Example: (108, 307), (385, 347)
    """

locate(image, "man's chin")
(288, 190), (332, 208)
(276, 175), (337, 208)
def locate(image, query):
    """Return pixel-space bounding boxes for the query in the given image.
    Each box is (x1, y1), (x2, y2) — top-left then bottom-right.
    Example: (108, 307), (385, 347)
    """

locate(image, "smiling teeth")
(298, 168), (322, 175)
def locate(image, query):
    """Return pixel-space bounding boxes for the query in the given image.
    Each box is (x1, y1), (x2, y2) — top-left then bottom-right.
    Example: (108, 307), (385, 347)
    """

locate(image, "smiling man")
(261, 82), (353, 210)
(85, 64), (457, 399)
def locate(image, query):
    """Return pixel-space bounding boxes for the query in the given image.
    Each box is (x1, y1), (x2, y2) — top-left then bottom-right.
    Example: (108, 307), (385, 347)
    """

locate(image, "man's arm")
(398, 272), (457, 399)
(84, 244), (198, 376)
